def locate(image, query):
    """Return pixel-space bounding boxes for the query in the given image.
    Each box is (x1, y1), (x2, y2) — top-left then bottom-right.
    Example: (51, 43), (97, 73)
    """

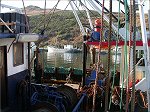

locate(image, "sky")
(0, 0), (150, 13)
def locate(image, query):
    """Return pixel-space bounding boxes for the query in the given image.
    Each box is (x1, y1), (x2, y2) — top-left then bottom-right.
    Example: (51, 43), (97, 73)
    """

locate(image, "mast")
(69, 0), (86, 36)
(138, 0), (150, 111)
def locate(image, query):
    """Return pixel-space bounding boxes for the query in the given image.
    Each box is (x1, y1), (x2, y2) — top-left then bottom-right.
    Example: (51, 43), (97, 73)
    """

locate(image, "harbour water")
(46, 52), (121, 70)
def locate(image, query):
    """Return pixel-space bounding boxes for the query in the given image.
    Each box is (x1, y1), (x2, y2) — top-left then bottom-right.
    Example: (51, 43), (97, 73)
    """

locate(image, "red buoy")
(94, 19), (101, 32)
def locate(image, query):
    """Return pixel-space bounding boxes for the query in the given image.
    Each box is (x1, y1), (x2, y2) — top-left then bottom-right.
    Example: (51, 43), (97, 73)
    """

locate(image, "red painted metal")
(86, 40), (150, 48)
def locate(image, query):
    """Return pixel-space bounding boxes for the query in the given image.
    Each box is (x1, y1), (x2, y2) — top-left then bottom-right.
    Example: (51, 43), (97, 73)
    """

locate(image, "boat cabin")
(0, 12), (40, 111)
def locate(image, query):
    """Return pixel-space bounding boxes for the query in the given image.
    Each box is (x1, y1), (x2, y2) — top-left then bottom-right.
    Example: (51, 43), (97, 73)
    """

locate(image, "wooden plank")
(0, 22), (16, 26)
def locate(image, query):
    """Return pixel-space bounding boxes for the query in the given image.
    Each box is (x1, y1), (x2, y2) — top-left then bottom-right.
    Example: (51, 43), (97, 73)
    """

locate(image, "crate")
(0, 13), (4, 33)
(3, 13), (11, 33)
(11, 13), (21, 23)
(0, 13), (29, 33)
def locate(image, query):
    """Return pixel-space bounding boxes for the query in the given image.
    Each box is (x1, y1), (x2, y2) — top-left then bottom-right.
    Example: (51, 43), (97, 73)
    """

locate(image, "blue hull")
(7, 70), (28, 111)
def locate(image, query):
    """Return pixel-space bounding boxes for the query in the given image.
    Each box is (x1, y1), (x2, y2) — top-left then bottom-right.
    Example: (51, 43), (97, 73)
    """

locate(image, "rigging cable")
(41, 0), (47, 84)
(32, 0), (60, 33)
(131, 0), (136, 111)
(108, 0), (121, 110)
(86, 0), (103, 19)
(73, 1), (89, 22)
(22, 0), (29, 31)
(92, 0), (105, 111)
(44, 0), (60, 32)
(94, 0), (118, 22)
(44, 0), (46, 30)
(120, 0), (129, 111)
(21, 0), (31, 111)
(105, 0), (112, 111)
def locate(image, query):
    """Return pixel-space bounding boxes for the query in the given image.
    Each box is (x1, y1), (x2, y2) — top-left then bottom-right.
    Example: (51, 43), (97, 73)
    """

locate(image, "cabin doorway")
(0, 46), (7, 110)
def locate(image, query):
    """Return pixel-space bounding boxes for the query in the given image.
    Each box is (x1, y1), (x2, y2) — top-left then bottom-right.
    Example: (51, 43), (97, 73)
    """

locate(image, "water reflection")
(46, 52), (120, 69)
(64, 53), (72, 63)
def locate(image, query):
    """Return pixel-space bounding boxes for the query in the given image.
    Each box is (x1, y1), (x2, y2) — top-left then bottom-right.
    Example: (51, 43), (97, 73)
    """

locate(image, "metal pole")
(70, 0), (86, 36)
(28, 42), (31, 112)
(87, 0), (125, 39)
(138, 0), (150, 111)
(82, 35), (87, 87)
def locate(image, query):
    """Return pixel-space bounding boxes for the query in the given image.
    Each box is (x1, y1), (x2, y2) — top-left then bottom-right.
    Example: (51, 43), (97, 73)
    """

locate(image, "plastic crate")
(73, 68), (83, 75)
(58, 67), (70, 75)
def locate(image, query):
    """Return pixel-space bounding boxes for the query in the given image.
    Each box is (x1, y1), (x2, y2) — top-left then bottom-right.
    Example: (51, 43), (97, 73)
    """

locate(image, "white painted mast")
(69, 0), (86, 36)
(138, 0), (150, 111)
(80, 0), (94, 30)
(86, 0), (126, 39)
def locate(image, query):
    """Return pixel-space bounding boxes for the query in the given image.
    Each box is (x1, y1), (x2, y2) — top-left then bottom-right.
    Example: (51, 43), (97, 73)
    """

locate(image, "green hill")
(28, 6), (148, 47)
(28, 8), (99, 47)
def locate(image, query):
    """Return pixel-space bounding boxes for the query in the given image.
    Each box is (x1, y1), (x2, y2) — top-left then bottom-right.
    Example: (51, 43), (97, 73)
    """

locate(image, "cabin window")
(13, 43), (24, 66)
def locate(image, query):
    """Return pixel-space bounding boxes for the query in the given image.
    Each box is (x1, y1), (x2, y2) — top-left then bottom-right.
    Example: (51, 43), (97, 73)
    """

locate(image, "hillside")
(26, 5), (149, 47)
(27, 5), (100, 47)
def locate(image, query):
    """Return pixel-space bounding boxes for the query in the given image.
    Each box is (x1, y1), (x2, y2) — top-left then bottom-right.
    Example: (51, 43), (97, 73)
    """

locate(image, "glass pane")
(13, 43), (24, 66)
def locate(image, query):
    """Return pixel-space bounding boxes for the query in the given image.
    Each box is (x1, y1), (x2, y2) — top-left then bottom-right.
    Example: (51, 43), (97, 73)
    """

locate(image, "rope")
(21, 0), (29, 32)
(105, 0), (112, 111)
(44, 0), (47, 30)
(92, 0), (105, 111)
(120, 0), (129, 112)
(131, 0), (136, 111)
(40, 0), (47, 83)
(108, 0), (121, 110)
(44, 0), (60, 31)
(125, 0), (133, 111)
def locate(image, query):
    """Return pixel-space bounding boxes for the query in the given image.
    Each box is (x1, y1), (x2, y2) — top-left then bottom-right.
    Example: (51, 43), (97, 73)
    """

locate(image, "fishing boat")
(47, 45), (82, 53)
(1, 0), (150, 112)
(0, 11), (42, 111)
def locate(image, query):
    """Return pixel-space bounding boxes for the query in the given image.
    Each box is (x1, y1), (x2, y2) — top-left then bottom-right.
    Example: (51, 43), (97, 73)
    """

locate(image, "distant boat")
(64, 45), (82, 53)
(48, 45), (82, 53)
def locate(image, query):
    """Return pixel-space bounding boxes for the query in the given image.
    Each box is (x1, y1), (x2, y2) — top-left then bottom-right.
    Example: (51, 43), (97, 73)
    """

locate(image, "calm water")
(45, 52), (121, 70)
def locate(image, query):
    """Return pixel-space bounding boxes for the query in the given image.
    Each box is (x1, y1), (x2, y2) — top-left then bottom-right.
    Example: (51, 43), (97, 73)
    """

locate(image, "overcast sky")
(0, 0), (150, 13)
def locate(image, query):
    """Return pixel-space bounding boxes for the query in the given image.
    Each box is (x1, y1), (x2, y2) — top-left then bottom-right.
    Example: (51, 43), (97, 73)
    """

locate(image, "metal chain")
(105, 0), (112, 111)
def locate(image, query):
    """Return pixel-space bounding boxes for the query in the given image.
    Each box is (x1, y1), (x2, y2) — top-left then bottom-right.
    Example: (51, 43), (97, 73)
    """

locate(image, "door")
(0, 46), (7, 109)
